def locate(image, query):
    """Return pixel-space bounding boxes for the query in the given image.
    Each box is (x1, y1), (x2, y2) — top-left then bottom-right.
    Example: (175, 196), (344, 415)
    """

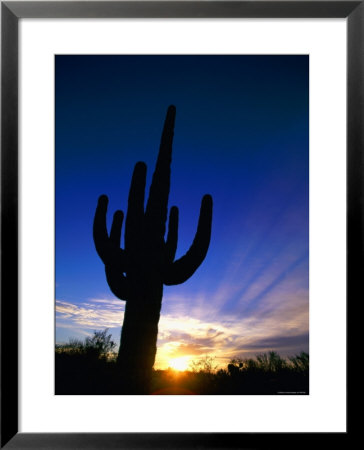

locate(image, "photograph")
(55, 54), (309, 395)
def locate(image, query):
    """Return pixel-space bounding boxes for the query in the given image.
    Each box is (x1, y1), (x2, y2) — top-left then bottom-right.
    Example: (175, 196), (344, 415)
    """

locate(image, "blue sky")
(55, 55), (309, 368)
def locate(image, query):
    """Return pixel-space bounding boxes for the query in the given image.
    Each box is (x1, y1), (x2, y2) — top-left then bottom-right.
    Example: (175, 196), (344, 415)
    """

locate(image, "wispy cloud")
(155, 289), (308, 368)
(56, 298), (124, 331)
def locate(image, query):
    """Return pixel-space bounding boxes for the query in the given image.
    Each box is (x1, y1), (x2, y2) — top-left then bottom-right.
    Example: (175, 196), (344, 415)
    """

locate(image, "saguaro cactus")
(93, 106), (213, 393)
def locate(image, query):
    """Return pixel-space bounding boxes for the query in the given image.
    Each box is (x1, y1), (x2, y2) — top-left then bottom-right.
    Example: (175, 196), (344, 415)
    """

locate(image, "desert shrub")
(288, 352), (309, 372)
(56, 328), (116, 360)
(189, 355), (218, 374)
(84, 329), (116, 359)
(55, 338), (84, 355)
(254, 351), (287, 372)
(55, 329), (118, 394)
(227, 357), (244, 375)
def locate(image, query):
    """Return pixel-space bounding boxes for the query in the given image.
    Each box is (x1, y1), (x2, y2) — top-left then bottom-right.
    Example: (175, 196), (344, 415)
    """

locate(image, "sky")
(55, 55), (309, 369)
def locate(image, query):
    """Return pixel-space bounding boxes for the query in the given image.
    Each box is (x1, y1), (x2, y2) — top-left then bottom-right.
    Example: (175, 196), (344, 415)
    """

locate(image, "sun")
(168, 356), (190, 371)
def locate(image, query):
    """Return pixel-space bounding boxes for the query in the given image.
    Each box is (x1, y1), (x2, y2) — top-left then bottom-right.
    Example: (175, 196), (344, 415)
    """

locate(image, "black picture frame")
(1, 1), (356, 448)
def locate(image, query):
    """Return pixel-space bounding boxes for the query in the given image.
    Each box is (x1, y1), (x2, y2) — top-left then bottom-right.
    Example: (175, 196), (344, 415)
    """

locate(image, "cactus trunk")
(93, 106), (213, 393)
(117, 284), (162, 393)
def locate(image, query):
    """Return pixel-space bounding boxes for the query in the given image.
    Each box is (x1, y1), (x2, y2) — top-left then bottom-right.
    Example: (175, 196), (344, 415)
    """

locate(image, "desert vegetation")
(55, 330), (308, 395)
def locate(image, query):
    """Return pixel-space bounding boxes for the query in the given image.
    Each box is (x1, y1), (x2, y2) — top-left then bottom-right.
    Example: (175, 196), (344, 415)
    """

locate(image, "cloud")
(154, 283), (308, 367)
(174, 343), (211, 356)
(236, 332), (309, 352)
(56, 298), (124, 331)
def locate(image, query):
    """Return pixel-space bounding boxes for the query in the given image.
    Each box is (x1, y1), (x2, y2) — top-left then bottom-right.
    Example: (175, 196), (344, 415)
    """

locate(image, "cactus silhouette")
(93, 105), (213, 393)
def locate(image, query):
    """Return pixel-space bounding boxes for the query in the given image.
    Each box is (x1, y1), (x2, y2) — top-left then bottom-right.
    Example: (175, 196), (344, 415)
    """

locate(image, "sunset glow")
(167, 356), (191, 372)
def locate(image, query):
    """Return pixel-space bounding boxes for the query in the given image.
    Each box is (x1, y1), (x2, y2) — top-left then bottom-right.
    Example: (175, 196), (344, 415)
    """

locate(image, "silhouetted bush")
(56, 329), (116, 360)
(189, 355), (218, 374)
(289, 351), (309, 372)
(55, 329), (118, 394)
(56, 346), (309, 395)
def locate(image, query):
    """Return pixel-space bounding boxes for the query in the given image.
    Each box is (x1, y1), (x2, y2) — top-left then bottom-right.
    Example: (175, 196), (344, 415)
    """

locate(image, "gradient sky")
(56, 55), (309, 369)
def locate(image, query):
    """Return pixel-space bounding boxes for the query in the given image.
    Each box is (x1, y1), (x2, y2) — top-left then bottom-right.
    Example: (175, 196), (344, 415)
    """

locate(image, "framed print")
(1, 1), (356, 448)
(54, 53), (309, 397)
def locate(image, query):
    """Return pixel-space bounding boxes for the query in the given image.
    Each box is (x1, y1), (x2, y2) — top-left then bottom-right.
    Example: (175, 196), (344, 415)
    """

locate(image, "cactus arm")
(93, 195), (129, 300)
(145, 105), (176, 238)
(163, 195), (213, 286)
(93, 195), (126, 265)
(110, 210), (124, 246)
(93, 194), (112, 262)
(105, 265), (129, 300)
(125, 162), (147, 253)
(164, 206), (179, 265)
